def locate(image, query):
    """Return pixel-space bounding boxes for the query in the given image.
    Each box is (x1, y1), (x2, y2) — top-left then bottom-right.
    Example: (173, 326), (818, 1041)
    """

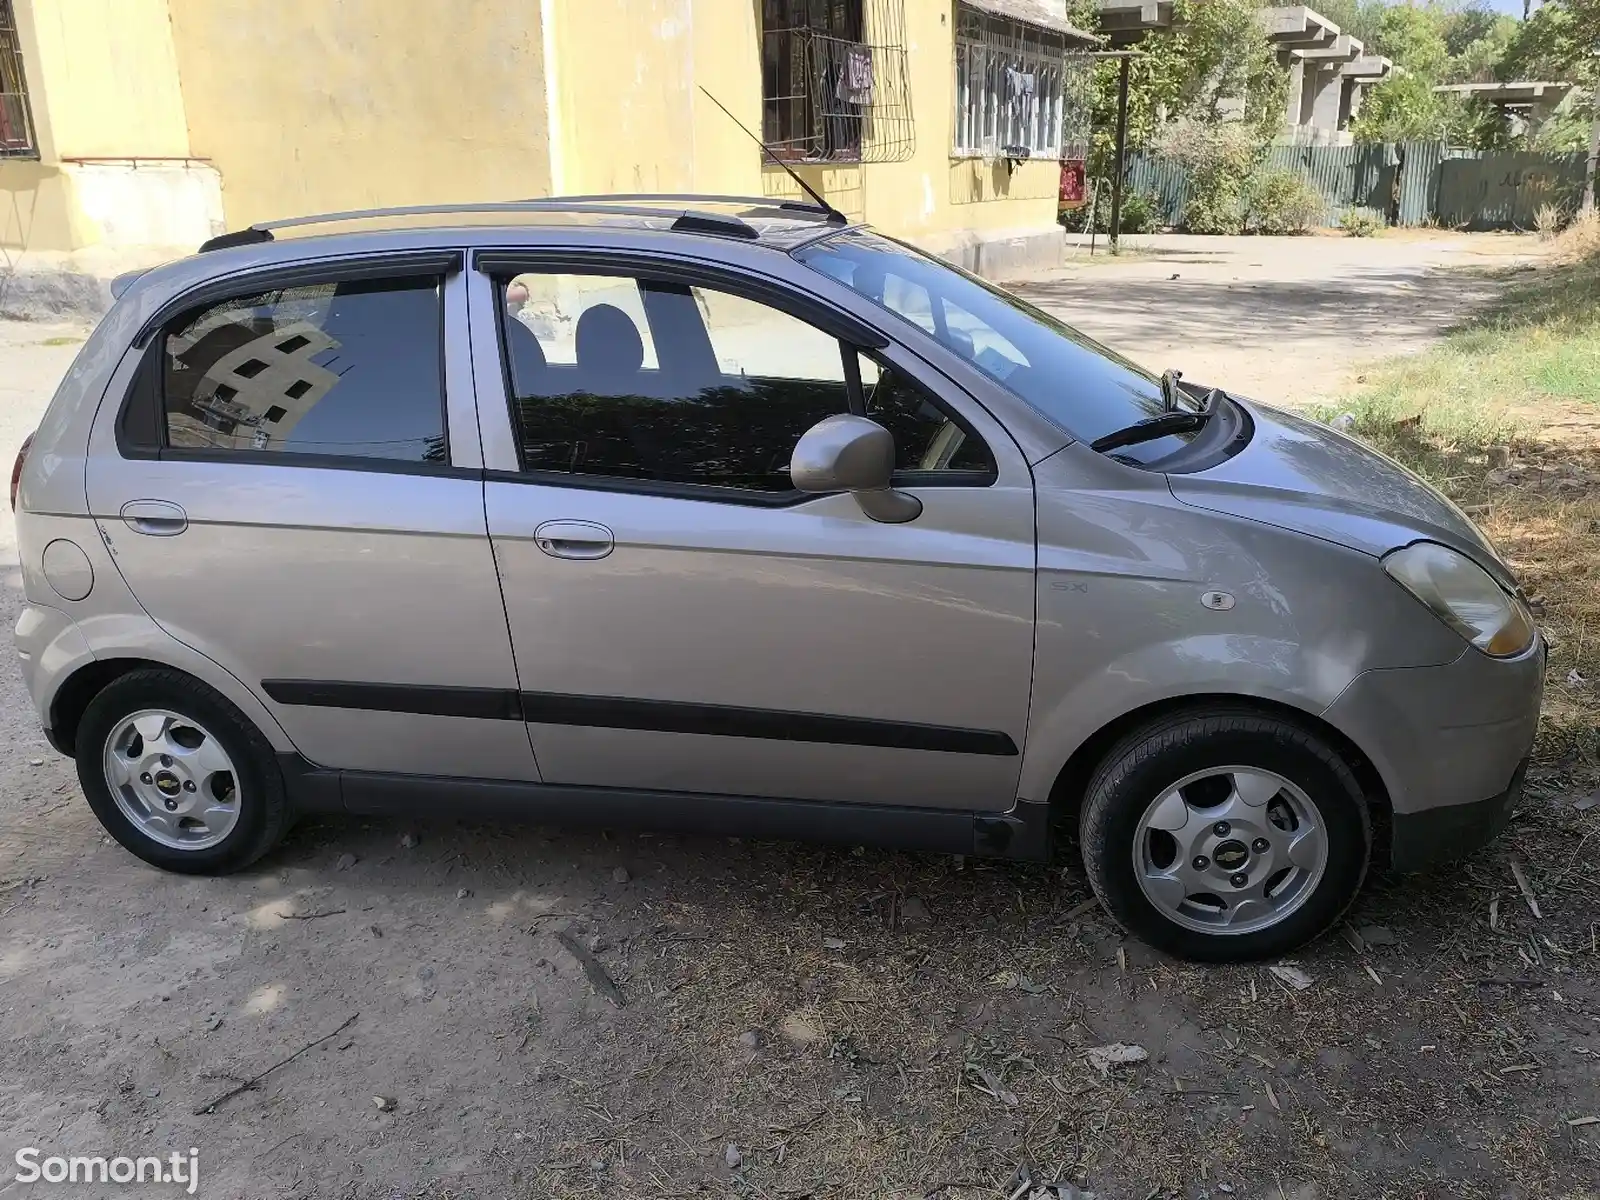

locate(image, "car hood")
(1168, 399), (1514, 585)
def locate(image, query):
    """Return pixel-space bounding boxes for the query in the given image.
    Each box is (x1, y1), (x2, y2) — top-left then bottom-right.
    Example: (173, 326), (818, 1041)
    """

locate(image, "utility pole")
(1587, 48), (1600, 214)
(1111, 54), (1131, 254)
(1585, 101), (1599, 214)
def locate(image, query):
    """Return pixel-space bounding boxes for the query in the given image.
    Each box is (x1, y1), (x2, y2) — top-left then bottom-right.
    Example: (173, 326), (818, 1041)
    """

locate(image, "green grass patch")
(1316, 249), (1600, 766)
(37, 335), (82, 347)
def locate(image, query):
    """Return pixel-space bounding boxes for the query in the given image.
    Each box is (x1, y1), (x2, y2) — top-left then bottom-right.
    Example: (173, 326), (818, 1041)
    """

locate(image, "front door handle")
(533, 520), (614, 560)
(120, 499), (188, 537)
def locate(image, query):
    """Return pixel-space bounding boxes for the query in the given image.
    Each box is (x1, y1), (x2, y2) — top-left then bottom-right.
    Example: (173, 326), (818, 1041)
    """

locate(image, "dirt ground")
(0, 233), (1595, 1200)
(1036, 230), (1542, 406)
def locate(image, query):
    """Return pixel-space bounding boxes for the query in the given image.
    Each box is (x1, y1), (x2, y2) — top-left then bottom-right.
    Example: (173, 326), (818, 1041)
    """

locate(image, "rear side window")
(160, 276), (446, 463)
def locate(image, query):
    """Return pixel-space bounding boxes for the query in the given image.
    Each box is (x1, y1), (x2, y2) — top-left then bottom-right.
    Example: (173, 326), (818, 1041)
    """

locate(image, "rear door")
(86, 256), (538, 781)
(472, 257), (1037, 810)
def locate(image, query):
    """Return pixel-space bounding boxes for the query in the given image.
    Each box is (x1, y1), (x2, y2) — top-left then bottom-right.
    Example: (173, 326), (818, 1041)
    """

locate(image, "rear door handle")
(120, 499), (188, 537)
(533, 520), (614, 560)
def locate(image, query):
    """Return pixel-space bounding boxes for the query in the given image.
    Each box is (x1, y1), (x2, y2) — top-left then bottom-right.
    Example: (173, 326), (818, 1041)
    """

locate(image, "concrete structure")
(0, 0), (1096, 315)
(1096, 2), (1392, 145)
(1434, 81), (1579, 141)
(1265, 5), (1393, 146)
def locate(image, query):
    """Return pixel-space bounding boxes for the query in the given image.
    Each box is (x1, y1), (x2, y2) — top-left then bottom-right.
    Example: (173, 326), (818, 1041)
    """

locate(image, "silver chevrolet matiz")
(10, 196), (1544, 961)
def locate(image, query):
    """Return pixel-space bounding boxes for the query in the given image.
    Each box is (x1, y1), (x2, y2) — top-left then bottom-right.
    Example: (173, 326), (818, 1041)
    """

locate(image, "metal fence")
(1123, 140), (1588, 232)
(1261, 143), (1395, 225)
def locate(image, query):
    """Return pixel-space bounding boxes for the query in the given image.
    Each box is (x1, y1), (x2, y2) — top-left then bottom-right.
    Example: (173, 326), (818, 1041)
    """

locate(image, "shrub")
(1155, 118), (1258, 236)
(1183, 182), (1247, 235)
(1112, 189), (1158, 234)
(1245, 169), (1326, 235)
(1339, 208), (1383, 238)
(1058, 187), (1159, 235)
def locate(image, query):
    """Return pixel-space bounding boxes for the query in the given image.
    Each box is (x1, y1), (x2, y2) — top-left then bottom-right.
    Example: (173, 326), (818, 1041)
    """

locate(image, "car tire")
(76, 668), (290, 875)
(1079, 707), (1370, 962)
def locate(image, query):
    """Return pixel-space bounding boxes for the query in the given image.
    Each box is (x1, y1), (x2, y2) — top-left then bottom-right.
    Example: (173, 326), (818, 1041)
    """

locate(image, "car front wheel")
(76, 668), (290, 874)
(1079, 708), (1371, 961)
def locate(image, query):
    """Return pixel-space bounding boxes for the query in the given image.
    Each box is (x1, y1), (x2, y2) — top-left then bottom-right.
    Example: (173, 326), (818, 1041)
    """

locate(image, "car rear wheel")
(76, 668), (290, 874)
(1079, 708), (1370, 961)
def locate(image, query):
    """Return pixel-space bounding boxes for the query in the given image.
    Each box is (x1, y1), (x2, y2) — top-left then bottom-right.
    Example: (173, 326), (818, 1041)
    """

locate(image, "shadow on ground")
(1012, 268), (1508, 356)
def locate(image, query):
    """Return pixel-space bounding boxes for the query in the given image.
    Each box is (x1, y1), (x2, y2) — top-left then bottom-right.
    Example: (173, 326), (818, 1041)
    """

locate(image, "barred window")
(953, 9), (1070, 159)
(760, 0), (914, 165)
(0, 0), (35, 157)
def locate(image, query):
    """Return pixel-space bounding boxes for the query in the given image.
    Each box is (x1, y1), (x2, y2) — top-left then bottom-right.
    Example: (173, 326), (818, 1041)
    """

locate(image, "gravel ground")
(0, 236), (1594, 1200)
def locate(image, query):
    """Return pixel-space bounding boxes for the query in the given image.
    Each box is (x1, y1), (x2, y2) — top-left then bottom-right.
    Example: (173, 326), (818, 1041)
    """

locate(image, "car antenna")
(698, 87), (848, 225)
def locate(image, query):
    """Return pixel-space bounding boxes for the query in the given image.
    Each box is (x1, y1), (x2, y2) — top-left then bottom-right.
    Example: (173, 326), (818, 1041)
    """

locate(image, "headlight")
(1383, 541), (1534, 658)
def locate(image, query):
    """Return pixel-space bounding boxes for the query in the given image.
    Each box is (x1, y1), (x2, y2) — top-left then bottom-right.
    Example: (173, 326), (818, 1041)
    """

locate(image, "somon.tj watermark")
(12, 1147), (199, 1193)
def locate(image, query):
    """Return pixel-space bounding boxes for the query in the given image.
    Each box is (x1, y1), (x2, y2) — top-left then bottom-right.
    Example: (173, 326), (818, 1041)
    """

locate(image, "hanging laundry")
(1006, 68), (1036, 106)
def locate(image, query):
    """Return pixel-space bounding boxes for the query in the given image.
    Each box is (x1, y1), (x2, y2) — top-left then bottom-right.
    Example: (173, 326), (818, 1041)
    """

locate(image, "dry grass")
(1552, 208), (1600, 264)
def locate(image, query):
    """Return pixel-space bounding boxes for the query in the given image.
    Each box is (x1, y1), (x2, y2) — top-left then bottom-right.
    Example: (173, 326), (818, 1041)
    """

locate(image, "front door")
(86, 263), (538, 781)
(475, 261), (1035, 809)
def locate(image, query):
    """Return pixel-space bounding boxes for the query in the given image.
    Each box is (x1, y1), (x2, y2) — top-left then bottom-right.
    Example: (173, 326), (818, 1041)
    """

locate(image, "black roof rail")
(196, 194), (840, 254)
(198, 226), (274, 253)
(670, 212), (760, 239)
(535, 193), (835, 220)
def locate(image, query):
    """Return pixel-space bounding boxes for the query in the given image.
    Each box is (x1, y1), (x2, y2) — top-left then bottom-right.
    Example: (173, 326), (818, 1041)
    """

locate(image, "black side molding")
(261, 680), (1019, 757)
(276, 754), (1051, 862)
(519, 692), (1018, 755)
(262, 679), (521, 721)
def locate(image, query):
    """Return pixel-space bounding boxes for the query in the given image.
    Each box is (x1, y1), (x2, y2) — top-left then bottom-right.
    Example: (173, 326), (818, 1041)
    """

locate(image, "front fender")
(1021, 462), (1467, 804)
(1016, 634), (1352, 802)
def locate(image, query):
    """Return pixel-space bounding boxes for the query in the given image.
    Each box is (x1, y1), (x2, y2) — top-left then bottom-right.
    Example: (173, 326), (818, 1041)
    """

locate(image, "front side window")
(162, 275), (446, 463)
(0, 0), (36, 157)
(797, 229), (1196, 462)
(497, 271), (992, 495)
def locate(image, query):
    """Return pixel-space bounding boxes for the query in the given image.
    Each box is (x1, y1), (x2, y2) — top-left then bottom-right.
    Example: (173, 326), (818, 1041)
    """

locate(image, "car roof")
(116, 197), (859, 305)
(210, 195), (847, 253)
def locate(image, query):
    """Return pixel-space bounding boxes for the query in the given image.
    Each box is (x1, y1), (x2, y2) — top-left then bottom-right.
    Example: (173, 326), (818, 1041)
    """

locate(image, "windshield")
(795, 229), (1199, 462)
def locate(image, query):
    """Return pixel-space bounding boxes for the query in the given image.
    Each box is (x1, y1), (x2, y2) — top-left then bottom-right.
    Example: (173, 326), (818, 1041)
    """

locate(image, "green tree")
(1443, 9), (1519, 82)
(1078, 0), (1287, 174)
(1440, 4), (1510, 58)
(1498, 1), (1600, 84)
(1371, 3), (1451, 76)
(1352, 71), (1474, 141)
(1308, 0), (1387, 48)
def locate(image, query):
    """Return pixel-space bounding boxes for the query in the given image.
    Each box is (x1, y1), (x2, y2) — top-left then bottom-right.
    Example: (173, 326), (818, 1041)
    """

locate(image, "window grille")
(953, 7), (1079, 160)
(761, 0), (915, 165)
(0, 0), (35, 158)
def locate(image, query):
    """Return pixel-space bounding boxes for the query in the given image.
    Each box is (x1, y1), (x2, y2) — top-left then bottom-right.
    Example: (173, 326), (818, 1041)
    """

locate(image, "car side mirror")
(790, 414), (923, 524)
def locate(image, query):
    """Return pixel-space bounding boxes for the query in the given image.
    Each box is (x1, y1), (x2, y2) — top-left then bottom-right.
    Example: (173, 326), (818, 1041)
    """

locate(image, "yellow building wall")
(1, 0), (195, 250)
(166, 0), (555, 227)
(758, 2), (1062, 259)
(23, 0), (191, 159)
(4, 0), (1064, 261)
(0, 161), (79, 251)
(544, 0), (763, 198)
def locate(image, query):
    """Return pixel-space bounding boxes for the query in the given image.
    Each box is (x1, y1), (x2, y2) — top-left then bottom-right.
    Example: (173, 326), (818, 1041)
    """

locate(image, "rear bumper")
(1322, 637), (1543, 867)
(13, 601), (92, 750)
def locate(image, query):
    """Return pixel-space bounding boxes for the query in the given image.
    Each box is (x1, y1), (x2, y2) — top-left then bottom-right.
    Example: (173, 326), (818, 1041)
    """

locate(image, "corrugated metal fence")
(1124, 141), (1587, 231)
(1262, 143), (1396, 226)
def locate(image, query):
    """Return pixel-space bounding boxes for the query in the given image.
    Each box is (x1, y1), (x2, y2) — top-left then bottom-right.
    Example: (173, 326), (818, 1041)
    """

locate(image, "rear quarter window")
(158, 275), (446, 463)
